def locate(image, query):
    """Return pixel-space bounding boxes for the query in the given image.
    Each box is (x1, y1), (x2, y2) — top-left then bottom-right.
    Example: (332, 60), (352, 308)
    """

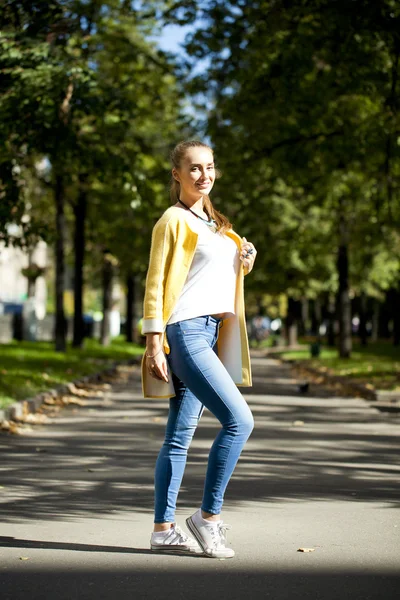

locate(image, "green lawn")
(278, 342), (400, 391)
(0, 336), (144, 410)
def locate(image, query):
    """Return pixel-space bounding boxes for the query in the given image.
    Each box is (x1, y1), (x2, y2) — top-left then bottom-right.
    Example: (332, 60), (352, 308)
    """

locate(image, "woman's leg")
(154, 370), (204, 526)
(166, 316), (254, 518)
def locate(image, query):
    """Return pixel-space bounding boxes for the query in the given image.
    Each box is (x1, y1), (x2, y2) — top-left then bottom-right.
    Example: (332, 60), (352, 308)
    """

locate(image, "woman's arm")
(142, 215), (176, 383)
(145, 332), (163, 354)
(142, 216), (175, 334)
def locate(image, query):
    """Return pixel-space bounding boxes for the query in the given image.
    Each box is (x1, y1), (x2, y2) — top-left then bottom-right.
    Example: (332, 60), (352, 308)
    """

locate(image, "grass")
(0, 336), (144, 410)
(278, 341), (400, 391)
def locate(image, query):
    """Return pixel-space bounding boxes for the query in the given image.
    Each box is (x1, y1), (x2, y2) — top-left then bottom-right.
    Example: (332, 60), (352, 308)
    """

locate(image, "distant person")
(251, 315), (271, 346)
(141, 140), (257, 558)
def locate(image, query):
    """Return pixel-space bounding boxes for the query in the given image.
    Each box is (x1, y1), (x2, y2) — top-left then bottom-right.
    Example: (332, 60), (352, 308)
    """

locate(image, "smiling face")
(172, 147), (215, 202)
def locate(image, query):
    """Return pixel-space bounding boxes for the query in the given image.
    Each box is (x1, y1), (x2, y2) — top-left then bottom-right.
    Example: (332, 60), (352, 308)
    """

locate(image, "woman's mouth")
(196, 182), (210, 188)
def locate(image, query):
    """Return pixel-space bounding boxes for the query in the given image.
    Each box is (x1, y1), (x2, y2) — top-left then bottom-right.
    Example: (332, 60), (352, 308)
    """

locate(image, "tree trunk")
(257, 295), (266, 316)
(27, 279), (36, 298)
(126, 271), (135, 343)
(285, 296), (298, 347)
(300, 297), (309, 336)
(378, 291), (392, 338)
(337, 201), (351, 358)
(371, 298), (379, 343)
(100, 252), (114, 346)
(393, 287), (400, 347)
(322, 292), (336, 347)
(55, 174), (66, 352)
(27, 251), (35, 298)
(311, 297), (322, 336)
(72, 177), (87, 348)
(358, 292), (368, 346)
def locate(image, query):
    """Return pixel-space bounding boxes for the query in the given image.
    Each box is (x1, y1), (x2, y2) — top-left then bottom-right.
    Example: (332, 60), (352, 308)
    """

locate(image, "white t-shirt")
(167, 208), (240, 325)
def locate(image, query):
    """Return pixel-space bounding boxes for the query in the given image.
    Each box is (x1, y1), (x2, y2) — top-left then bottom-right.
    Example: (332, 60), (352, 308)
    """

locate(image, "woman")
(141, 140), (257, 559)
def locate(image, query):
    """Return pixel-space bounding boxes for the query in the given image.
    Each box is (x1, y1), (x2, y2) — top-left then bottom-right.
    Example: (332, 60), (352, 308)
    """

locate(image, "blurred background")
(0, 1), (399, 406)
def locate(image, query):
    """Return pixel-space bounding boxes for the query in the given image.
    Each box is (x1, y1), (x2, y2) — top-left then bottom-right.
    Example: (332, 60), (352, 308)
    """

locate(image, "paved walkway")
(0, 356), (399, 599)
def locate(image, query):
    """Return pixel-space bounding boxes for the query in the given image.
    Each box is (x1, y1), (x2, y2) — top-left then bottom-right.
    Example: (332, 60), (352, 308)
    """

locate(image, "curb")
(0, 356), (142, 425)
(278, 357), (400, 414)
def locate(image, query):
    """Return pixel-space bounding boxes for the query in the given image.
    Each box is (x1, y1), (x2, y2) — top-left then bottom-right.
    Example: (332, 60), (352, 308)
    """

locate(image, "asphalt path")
(0, 356), (399, 600)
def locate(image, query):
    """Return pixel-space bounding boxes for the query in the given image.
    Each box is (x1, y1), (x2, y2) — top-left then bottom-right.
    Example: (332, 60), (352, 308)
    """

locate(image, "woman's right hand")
(145, 333), (169, 383)
(145, 351), (170, 383)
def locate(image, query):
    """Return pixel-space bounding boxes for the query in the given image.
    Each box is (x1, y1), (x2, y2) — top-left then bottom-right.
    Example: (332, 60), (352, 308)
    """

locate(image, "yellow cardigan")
(141, 207), (253, 399)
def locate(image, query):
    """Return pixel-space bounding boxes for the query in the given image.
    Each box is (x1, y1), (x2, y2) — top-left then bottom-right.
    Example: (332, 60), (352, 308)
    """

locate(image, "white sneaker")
(150, 524), (203, 555)
(186, 509), (235, 559)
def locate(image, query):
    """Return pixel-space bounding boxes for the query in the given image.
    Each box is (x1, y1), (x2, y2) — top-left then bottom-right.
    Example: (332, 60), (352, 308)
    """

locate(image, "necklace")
(177, 199), (218, 233)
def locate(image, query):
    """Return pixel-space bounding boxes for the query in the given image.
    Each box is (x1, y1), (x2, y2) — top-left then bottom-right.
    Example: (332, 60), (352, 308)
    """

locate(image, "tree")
(167, 0), (400, 354)
(1, 1), (187, 350)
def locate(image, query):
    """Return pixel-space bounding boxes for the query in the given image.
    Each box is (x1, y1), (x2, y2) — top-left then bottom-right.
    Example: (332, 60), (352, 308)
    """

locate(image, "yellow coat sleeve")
(142, 216), (175, 333)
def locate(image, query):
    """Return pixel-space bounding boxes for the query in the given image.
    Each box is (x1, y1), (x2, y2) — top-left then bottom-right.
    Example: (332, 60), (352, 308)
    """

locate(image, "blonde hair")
(170, 140), (232, 234)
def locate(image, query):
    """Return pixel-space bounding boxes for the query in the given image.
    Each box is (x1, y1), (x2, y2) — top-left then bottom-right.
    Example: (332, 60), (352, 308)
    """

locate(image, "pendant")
(206, 219), (217, 233)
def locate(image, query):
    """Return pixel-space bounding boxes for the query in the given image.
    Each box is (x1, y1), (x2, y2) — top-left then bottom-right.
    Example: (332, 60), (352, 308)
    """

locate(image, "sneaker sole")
(186, 516), (235, 559)
(150, 544), (203, 555)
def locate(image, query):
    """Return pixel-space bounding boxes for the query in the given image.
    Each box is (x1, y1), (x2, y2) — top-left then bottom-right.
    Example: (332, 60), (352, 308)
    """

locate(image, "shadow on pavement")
(0, 361), (399, 524)
(0, 535), (153, 555)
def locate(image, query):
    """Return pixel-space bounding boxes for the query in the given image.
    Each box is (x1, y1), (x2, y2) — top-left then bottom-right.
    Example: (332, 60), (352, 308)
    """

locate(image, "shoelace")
(207, 522), (231, 549)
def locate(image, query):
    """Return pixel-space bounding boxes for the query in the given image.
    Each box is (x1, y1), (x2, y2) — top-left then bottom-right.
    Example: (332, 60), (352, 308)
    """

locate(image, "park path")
(0, 356), (399, 600)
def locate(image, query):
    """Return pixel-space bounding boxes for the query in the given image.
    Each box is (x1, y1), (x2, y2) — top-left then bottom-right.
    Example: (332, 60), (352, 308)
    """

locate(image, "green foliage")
(0, 336), (143, 409)
(0, 1), (188, 304)
(173, 0), (400, 303)
(2, 0), (399, 343)
(280, 341), (400, 391)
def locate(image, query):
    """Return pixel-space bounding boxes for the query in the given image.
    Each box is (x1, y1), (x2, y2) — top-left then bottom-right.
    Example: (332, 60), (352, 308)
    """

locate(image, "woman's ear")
(172, 168), (180, 183)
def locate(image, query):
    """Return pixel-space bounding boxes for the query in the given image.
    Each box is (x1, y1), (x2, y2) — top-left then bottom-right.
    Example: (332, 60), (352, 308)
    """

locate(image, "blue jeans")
(154, 315), (254, 523)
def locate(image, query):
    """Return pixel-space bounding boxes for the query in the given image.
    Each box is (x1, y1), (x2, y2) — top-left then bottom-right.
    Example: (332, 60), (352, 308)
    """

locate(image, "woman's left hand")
(240, 237), (257, 273)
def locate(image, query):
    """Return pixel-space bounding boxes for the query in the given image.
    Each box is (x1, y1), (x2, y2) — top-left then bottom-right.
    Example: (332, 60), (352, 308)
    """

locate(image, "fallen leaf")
(60, 396), (86, 406)
(23, 413), (51, 425)
(9, 422), (33, 435)
(44, 397), (56, 405)
(84, 383), (111, 391)
(19, 556), (30, 561)
(1, 421), (33, 435)
(297, 547), (315, 553)
(67, 383), (102, 398)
